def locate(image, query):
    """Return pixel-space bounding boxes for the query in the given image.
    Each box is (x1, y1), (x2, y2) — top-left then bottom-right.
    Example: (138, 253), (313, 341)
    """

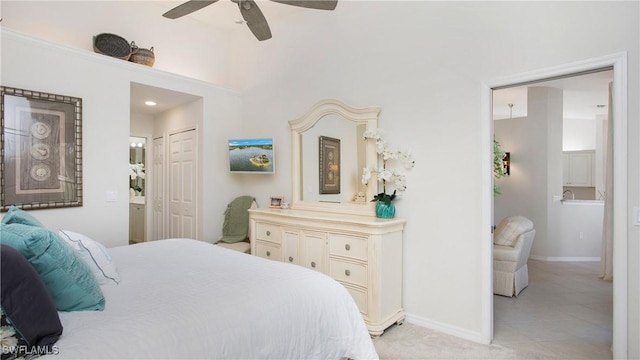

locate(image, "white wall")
(542, 202), (604, 260)
(495, 86), (604, 260)
(227, 1), (640, 350)
(130, 113), (154, 137)
(2, 1), (639, 355)
(495, 117), (603, 259)
(1, 30), (243, 248)
(0, 1), (236, 88)
(495, 87), (567, 258)
(564, 117), (597, 151)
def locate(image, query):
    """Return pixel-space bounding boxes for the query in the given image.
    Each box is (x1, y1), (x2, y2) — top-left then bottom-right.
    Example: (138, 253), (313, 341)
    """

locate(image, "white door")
(169, 130), (197, 239)
(152, 136), (165, 240)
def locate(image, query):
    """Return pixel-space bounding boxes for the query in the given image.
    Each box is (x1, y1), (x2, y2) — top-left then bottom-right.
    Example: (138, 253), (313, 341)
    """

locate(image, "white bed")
(43, 238), (378, 359)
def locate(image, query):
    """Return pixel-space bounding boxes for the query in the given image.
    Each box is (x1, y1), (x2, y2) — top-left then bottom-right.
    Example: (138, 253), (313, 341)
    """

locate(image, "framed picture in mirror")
(319, 135), (340, 194)
(0, 86), (83, 211)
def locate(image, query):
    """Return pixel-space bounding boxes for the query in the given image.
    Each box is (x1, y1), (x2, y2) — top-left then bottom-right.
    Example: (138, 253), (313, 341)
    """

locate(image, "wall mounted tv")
(228, 138), (275, 174)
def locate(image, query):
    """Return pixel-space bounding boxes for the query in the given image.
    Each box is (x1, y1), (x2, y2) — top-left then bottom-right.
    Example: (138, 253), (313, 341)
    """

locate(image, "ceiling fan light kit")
(162, 0), (338, 41)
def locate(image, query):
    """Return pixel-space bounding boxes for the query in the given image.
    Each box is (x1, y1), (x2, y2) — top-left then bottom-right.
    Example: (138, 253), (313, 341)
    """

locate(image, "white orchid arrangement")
(129, 163), (145, 193)
(361, 129), (415, 204)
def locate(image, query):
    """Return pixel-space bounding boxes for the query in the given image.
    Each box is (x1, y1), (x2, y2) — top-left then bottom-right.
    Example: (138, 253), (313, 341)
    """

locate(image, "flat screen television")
(228, 138), (275, 174)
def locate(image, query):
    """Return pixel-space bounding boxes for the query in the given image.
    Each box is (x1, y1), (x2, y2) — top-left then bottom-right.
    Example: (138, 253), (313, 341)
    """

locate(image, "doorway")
(482, 53), (628, 357)
(491, 70), (613, 357)
(129, 82), (203, 242)
(129, 136), (148, 244)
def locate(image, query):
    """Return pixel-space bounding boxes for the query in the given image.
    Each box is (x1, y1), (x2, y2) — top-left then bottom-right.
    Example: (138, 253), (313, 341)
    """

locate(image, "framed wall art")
(319, 135), (340, 194)
(1, 86), (83, 211)
(269, 196), (283, 208)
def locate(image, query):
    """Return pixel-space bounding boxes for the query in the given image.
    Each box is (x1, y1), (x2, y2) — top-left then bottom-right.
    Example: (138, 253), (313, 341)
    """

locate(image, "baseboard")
(529, 255), (600, 262)
(404, 312), (487, 344)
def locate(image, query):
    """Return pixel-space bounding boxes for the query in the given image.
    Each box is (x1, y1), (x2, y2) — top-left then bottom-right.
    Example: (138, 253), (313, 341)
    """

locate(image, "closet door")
(169, 129), (197, 239)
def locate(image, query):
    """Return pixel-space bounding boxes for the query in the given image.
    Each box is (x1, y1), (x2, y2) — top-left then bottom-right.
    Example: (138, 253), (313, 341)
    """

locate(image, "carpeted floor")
(373, 322), (547, 359)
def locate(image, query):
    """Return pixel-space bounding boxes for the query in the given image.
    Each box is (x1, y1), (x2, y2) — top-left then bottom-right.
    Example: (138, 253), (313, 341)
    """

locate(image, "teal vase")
(376, 202), (396, 219)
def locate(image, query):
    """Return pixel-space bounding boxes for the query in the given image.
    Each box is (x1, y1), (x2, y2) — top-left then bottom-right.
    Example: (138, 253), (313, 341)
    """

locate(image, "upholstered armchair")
(493, 216), (536, 297)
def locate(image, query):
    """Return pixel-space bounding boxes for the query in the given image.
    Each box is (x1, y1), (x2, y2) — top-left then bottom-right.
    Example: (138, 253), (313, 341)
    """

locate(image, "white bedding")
(44, 239), (378, 359)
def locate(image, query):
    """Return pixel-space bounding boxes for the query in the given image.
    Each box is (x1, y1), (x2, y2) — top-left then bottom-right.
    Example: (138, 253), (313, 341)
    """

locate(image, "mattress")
(44, 238), (378, 359)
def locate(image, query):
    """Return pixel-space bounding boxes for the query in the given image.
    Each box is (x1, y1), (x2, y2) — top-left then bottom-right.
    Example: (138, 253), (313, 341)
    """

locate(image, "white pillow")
(58, 229), (120, 285)
(493, 216), (534, 247)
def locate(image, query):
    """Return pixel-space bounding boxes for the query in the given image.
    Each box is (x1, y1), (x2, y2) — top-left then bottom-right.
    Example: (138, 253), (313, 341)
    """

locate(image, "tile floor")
(373, 260), (613, 359)
(492, 260), (613, 359)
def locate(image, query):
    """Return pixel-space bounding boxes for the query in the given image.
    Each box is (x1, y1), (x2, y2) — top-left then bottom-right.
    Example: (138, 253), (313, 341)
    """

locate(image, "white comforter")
(45, 239), (378, 359)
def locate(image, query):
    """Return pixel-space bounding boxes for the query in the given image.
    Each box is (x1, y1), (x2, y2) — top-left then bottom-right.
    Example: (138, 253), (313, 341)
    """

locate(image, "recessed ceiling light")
(145, 100), (157, 106)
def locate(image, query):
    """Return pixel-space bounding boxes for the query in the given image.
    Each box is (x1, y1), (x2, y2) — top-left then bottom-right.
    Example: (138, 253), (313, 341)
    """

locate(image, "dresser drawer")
(329, 259), (367, 288)
(255, 223), (281, 244)
(328, 234), (367, 261)
(342, 283), (368, 316)
(255, 241), (281, 261)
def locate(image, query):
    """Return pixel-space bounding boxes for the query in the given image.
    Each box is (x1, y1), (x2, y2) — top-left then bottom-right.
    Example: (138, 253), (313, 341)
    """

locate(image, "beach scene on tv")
(228, 138), (274, 173)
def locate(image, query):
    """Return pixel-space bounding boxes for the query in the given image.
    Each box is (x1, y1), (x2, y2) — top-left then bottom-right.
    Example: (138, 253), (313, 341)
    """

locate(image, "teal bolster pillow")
(0, 223), (105, 311)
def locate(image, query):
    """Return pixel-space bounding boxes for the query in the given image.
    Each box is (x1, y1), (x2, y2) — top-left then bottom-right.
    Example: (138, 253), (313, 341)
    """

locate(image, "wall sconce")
(502, 152), (510, 175)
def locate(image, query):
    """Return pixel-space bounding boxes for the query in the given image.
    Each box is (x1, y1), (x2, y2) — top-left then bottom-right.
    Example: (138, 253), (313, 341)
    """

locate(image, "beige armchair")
(493, 216), (535, 297)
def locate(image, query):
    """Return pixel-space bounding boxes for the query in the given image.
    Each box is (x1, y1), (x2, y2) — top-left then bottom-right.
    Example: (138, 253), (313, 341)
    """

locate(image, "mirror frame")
(289, 99), (380, 217)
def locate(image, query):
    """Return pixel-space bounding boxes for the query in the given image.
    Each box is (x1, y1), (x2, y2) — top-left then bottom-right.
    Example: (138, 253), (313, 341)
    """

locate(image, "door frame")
(480, 52), (628, 357)
(152, 135), (165, 241)
(129, 133), (152, 242)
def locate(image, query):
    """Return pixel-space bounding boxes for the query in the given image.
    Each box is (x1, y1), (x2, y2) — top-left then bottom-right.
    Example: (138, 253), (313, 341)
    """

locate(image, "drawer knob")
(266, 230), (271, 236)
(311, 261), (316, 268)
(266, 251), (271, 257)
(345, 244), (351, 251)
(345, 269), (351, 276)
(289, 256), (294, 262)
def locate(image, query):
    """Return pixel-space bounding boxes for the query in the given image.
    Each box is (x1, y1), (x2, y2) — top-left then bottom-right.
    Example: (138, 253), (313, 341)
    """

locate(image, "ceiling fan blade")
(238, 0), (272, 41)
(163, 0), (219, 19)
(270, 0), (337, 11)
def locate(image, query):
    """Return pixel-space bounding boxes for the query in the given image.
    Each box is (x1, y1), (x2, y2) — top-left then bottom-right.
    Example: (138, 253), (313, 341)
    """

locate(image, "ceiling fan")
(163, 0), (338, 41)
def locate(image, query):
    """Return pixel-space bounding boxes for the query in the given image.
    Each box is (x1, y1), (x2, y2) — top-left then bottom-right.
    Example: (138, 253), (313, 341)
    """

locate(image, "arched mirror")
(290, 99), (379, 217)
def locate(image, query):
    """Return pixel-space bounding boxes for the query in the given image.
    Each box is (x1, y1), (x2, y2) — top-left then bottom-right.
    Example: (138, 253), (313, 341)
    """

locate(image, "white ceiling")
(130, 0), (328, 115)
(133, 2), (613, 121)
(130, 82), (201, 115)
(493, 69), (613, 120)
(150, 0), (313, 31)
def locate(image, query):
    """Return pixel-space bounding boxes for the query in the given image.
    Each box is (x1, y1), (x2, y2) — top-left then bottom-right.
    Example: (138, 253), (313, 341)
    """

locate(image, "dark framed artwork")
(319, 136), (340, 194)
(1, 86), (83, 211)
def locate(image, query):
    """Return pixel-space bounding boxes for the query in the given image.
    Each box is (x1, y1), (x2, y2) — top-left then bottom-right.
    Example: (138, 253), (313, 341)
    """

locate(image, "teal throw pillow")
(0, 223), (105, 312)
(1, 206), (45, 227)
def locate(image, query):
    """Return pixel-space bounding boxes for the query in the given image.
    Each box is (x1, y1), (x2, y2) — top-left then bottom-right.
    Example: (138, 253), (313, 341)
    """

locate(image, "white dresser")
(249, 208), (405, 336)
